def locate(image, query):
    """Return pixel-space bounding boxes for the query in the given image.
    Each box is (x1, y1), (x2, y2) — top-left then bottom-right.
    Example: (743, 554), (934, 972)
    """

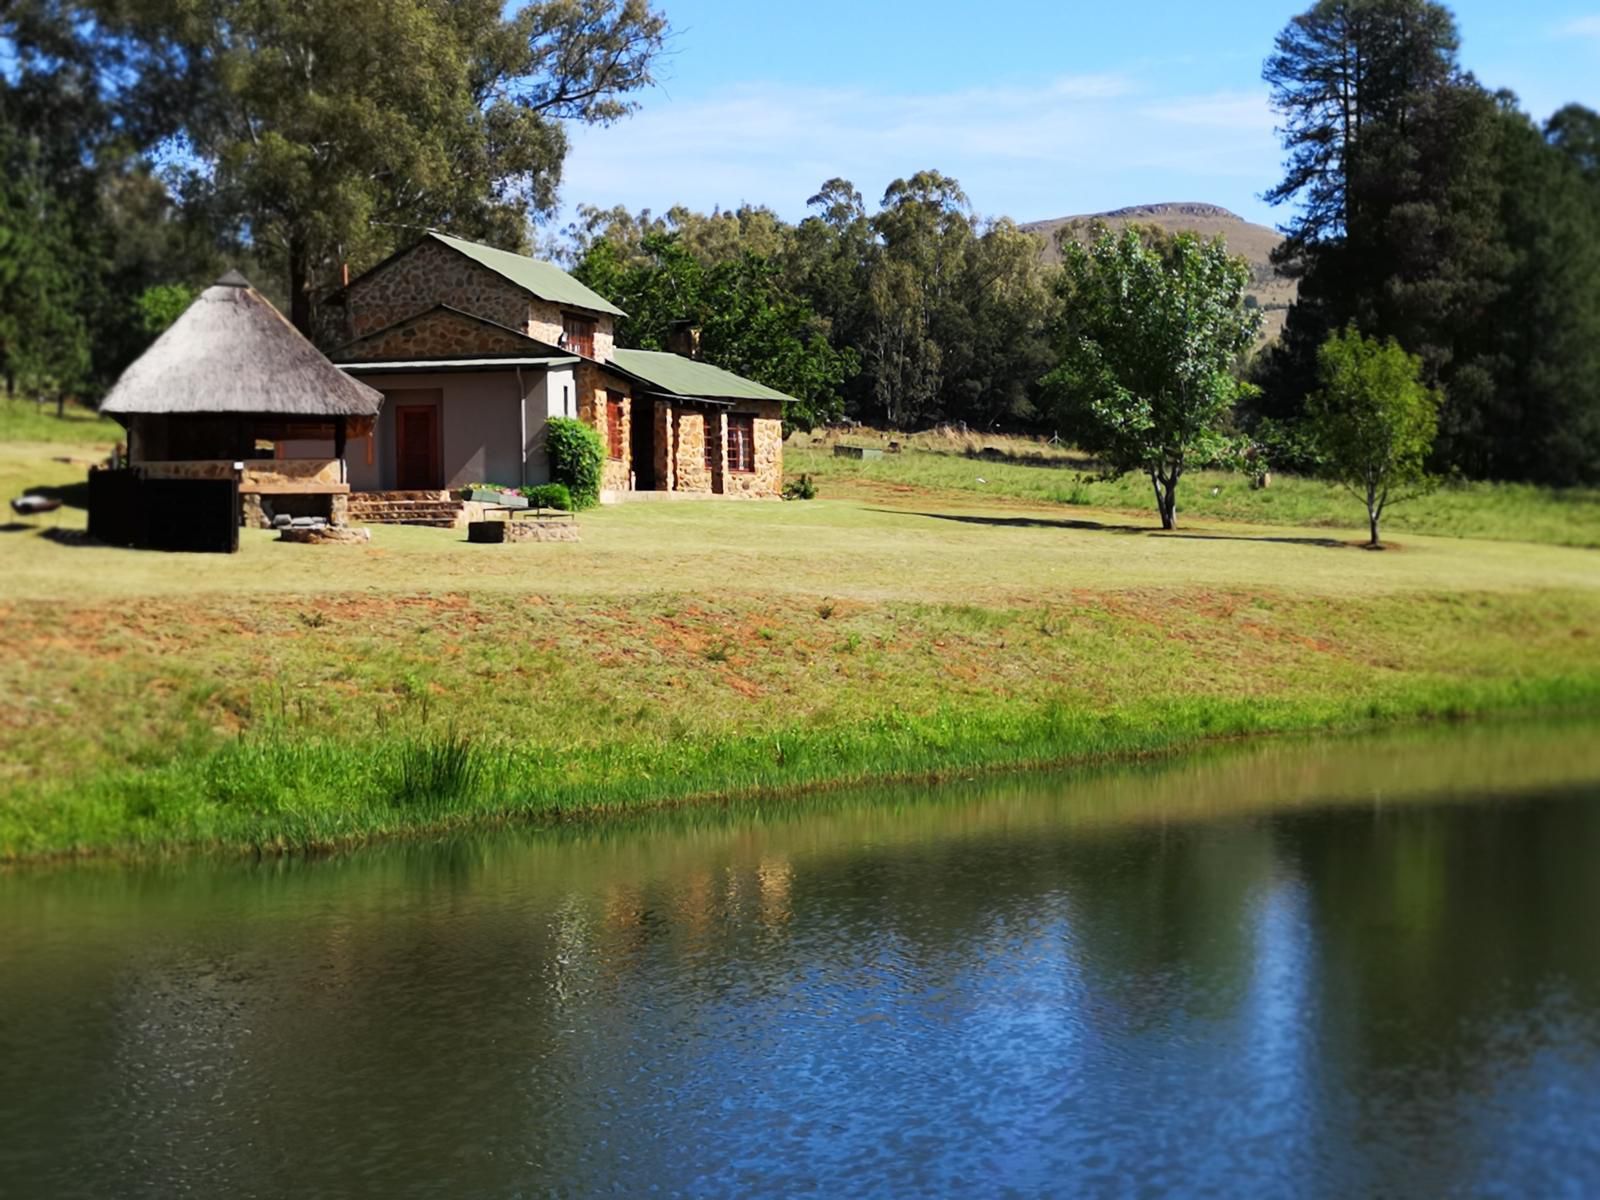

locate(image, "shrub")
(783, 473), (817, 501)
(520, 482), (572, 511)
(546, 417), (604, 509)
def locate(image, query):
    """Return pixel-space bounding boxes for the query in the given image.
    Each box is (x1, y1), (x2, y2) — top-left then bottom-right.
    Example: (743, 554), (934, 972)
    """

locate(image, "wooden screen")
(728, 414), (755, 473)
(564, 313), (597, 359)
(606, 392), (625, 459)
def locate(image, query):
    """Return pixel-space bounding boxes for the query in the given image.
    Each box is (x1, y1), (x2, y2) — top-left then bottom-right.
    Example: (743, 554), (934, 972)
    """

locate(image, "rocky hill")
(1020, 203), (1294, 341)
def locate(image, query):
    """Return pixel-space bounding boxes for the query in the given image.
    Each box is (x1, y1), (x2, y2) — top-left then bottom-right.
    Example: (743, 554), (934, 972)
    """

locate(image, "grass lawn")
(790, 427), (1600, 549)
(3, 433), (1599, 861)
(0, 397), (123, 446)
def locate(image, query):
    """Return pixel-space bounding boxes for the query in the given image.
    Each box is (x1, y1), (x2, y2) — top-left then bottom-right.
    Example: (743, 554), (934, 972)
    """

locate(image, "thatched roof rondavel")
(100, 271), (384, 418)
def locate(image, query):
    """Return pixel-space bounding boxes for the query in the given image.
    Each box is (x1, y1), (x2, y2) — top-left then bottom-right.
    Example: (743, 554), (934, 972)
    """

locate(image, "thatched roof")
(101, 272), (384, 418)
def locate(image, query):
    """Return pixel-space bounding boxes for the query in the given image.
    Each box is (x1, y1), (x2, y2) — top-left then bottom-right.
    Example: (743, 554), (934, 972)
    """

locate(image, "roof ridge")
(426, 232), (626, 318)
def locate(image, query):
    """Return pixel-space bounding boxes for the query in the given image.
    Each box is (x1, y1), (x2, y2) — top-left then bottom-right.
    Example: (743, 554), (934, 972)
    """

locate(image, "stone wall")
(342, 239), (531, 342)
(340, 309), (538, 361)
(576, 361), (631, 493)
(721, 401), (784, 498)
(528, 300), (615, 362)
(672, 409), (712, 493)
(140, 458), (346, 486)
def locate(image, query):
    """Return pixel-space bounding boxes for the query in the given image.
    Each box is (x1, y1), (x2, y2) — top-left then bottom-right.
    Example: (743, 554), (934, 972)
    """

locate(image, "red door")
(395, 405), (441, 491)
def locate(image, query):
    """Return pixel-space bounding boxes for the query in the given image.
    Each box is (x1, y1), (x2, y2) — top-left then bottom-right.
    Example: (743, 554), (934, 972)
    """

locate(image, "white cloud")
(558, 74), (1281, 229)
(1557, 15), (1600, 37)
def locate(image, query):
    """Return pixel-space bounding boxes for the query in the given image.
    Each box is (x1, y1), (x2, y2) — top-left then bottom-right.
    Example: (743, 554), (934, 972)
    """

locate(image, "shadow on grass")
(39, 528), (98, 547)
(883, 508), (1353, 549)
(1160, 532), (1352, 549)
(875, 509), (1151, 534)
(948, 447), (1100, 472)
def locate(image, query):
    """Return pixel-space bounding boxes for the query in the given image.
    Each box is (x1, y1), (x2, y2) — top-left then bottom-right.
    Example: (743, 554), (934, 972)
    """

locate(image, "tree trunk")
(56, 392), (65, 419)
(1151, 470), (1179, 531)
(1369, 512), (1380, 547)
(288, 234), (312, 335)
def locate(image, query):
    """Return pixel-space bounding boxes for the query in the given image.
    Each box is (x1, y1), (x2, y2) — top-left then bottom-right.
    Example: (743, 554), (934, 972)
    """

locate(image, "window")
(563, 313), (597, 359)
(606, 392), (625, 459)
(728, 414), (755, 473)
(704, 414), (715, 474)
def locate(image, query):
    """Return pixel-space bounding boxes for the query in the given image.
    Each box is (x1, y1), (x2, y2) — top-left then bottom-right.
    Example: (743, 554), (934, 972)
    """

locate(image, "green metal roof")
(610, 348), (794, 404)
(430, 233), (626, 318)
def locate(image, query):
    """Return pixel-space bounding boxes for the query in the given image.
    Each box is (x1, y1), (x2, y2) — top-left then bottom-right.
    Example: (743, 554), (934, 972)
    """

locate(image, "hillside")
(1021, 203), (1295, 341)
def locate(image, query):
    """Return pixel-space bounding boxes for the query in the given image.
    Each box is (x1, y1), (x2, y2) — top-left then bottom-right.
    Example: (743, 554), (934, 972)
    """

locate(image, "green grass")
(791, 428), (1600, 548)
(3, 435), (1598, 861)
(7, 674), (1600, 861)
(0, 398), (122, 446)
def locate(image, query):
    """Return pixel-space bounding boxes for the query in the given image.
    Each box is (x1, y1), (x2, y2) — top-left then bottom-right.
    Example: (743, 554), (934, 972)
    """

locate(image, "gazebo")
(100, 270), (384, 528)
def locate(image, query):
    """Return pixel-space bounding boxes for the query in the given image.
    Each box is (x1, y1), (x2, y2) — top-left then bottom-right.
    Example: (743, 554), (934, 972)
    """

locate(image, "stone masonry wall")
(672, 410), (712, 493)
(528, 300), (615, 362)
(341, 309), (540, 361)
(344, 239), (531, 341)
(576, 360), (631, 492)
(721, 401), (784, 498)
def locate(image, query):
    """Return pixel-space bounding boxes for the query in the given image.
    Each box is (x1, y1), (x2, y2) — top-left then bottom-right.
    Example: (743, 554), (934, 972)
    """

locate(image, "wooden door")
(395, 404), (441, 490)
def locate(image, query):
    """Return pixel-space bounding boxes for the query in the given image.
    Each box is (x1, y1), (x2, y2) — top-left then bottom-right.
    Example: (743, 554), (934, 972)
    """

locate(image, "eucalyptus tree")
(863, 171), (974, 428)
(110, 0), (669, 330)
(572, 233), (855, 431)
(1044, 228), (1260, 531)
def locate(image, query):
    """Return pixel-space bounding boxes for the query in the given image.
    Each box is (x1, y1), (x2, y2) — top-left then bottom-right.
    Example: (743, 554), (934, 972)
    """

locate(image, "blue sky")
(561, 0), (1600, 230)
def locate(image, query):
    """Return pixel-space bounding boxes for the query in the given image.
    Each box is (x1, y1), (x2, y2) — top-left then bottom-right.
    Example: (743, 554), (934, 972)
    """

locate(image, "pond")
(4, 720), (1600, 1197)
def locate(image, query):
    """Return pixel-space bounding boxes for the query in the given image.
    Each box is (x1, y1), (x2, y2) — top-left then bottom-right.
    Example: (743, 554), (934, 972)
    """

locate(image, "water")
(4, 722), (1600, 1198)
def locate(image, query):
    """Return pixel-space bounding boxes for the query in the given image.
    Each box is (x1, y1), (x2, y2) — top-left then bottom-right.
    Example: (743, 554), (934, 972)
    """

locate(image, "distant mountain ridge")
(1020, 203), (1295, 341)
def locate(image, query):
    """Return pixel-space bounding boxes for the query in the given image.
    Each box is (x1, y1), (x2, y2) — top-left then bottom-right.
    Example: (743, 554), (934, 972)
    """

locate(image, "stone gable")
(338, 309), (544, 362)
(344, 239), (532, 341)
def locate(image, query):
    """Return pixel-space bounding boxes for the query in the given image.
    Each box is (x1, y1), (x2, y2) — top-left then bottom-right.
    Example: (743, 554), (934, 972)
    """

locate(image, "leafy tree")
(0, 136), (92, 402)
(564, 202), (790, 268)
(1, 3), (213, 395)
(111, 0), (668, 331)
(1459, 102), (1600, 484)
(573, 233), (855, 430)
(1546, 104), (1600, 184)
(952, 220), (1059, 429)
(1043, 228), (1260, 530)
(1306, 327), (1439, 547)
(135, 284), (198, 334)
(863, 171), (972, 427)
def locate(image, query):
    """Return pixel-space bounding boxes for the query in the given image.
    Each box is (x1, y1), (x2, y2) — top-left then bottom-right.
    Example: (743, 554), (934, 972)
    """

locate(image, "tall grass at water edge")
(10, 671), (1600, 861)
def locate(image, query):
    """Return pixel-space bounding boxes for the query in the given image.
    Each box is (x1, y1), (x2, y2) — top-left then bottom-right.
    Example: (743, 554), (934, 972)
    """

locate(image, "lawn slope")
(3, 435), (1598, 860)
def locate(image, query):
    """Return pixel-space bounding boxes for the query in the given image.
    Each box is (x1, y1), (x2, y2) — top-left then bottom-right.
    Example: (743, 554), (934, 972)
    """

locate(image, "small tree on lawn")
(1307, 327), (1439, 547)
(1043, 227), (1260, 530)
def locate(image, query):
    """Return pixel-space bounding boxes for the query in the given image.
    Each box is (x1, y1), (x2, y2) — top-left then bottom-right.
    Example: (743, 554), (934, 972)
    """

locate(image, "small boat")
(10, 494), (63, 516)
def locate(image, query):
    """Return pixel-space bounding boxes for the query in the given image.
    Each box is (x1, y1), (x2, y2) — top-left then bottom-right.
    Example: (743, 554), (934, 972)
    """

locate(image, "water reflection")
(2, 721), (1600, 1196)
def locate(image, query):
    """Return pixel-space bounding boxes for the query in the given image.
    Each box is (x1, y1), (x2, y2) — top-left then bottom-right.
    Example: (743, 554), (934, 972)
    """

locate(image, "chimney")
(667, 319), (702, 360)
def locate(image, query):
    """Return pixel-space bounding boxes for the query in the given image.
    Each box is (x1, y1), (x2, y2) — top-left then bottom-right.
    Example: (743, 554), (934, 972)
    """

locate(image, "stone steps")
(348, 491), (466, 528)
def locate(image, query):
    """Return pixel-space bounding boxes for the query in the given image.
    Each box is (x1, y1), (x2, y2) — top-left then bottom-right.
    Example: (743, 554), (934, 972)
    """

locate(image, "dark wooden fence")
(88, 469), (240, 553)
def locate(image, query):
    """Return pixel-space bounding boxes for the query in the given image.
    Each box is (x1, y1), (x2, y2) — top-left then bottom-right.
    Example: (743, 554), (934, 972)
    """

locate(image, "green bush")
(545, 417), (604, 509)
(520, 482), (572, 511)
(782, 473), (818, 501)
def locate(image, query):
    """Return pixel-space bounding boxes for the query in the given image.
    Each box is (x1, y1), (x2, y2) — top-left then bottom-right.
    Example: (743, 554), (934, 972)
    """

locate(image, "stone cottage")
(319, 233), (789, 518)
